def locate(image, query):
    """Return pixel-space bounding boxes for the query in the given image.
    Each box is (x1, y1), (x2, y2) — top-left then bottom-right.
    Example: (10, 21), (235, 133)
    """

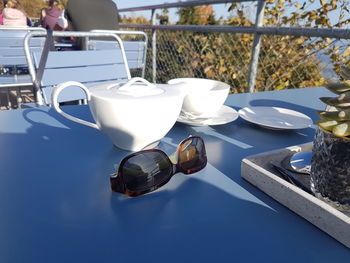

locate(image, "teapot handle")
(51, 81), (99, 130)
(118, 77), (155, 90)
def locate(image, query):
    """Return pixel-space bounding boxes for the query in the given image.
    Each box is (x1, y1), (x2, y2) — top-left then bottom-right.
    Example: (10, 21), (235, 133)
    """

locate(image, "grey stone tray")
(241, 142), (350, 248)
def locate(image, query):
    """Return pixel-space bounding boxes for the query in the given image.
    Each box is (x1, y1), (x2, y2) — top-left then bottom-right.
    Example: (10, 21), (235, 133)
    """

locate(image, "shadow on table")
(107, 164), (349, 262)
(0, 106), (349, 262)
(166, 99), (320, 218)
(0, 107), (131, 188)
(183, 98), (320, 170)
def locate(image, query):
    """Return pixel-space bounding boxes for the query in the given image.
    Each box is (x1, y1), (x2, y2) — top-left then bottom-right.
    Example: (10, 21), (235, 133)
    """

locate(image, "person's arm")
(39, 8), (46, 26)
(26, 17), (32, 27)
(41, 8), (47, 19)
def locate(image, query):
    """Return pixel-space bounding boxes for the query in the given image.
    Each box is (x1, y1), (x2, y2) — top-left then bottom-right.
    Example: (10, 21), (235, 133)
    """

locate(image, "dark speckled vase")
(311, 127), (350, 212)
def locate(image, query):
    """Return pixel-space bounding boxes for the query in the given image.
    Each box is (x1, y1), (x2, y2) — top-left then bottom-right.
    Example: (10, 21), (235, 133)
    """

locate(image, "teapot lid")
(91, 77), (165, 99)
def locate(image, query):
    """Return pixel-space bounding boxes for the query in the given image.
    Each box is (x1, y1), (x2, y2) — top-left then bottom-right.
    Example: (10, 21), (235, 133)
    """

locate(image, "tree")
(154, 3), (325, 92)
(18, 0), (68, 17)
(14, 0), (350, 92)
(153, 1), (350, 91)
(259, 0), (350, 78)
(177, 5), (216, 25)
(120, 14), (150, 25)
(157, 8), (170, 25)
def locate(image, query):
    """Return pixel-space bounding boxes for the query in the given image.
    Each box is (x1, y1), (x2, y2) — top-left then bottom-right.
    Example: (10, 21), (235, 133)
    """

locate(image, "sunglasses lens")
(122, 151), (173, 192)
(178, 137), (207, 174)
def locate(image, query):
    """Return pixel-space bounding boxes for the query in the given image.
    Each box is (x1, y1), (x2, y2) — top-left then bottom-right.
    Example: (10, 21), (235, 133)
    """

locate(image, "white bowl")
(168, 78), (230, 117)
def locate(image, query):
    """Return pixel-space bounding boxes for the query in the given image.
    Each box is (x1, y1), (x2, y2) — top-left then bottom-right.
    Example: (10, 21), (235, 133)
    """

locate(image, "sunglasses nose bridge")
(172, 162), (179, 175)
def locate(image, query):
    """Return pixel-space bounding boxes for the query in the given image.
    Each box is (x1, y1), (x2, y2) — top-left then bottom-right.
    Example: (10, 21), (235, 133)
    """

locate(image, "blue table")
(0, 87), (349, 262)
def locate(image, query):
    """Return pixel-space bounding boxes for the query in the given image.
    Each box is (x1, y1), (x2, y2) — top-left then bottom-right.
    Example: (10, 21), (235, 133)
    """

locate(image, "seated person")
(26, 17), (32, 26)
(64, 0), (120, 49)
(65, 0), (119, 30)
(2, 0), (27, 26)
(55, 9), (71, 31)
(40, 0), (63, 30)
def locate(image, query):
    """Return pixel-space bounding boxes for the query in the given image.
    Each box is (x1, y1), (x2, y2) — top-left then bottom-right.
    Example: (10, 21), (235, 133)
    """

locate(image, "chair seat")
(19, 102), (40, 108)
(0, 74), (32, 88)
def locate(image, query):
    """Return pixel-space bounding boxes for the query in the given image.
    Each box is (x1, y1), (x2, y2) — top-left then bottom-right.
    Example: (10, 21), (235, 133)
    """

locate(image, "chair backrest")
(88, 30), (148, 78)
(0, 26), (46, 68)
(0, 27), (45, 109)
(24, 30), (131, 105)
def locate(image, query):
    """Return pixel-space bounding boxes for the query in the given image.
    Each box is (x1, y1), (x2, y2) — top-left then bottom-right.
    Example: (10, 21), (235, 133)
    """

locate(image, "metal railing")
(24, 31), (131, 105)
(119, 0), (350, 93)
(2, 1), (350, 109)
(119, 0), (250, 12)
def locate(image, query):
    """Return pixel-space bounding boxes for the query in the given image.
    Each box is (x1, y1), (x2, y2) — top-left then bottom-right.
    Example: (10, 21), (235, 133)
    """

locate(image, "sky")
(113, 0), (347, 26)
(115, 0), (182, 9)
(114, 0), (232, 22)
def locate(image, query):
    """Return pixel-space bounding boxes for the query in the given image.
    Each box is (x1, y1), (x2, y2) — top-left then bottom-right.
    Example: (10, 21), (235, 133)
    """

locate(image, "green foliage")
(156, 8), (169, 25)
(177, 6), (217, 25)
(120, 15), (150, 25)
(262, 0), (350, 82)
(17, 1), (350, 93)
(154, 3), (329, 92)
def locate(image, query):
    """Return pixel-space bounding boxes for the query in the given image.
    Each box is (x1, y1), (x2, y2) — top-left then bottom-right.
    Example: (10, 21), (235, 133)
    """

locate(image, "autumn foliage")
(124, 1), (350, 92)
(4, 0), (349, 92)
(0, 0), (68, 17)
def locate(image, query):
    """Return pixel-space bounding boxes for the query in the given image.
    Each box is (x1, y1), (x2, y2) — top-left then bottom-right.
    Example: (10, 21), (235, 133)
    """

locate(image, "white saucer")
(177, 105), (238, 126)
(238, 106), (313, 130)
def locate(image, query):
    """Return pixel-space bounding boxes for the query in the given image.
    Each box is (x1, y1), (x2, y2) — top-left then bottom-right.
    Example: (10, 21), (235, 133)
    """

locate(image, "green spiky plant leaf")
(316, 119), (339, 131)
(318, 66), (350, 139)
(333, 121), (350, 137)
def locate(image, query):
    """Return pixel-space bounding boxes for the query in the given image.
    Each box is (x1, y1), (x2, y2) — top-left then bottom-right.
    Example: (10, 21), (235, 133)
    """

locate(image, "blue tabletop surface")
(0, 87), (349, 262)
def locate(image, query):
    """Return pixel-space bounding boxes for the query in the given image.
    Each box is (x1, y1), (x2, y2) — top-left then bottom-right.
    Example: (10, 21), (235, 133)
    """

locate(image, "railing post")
(247, 0), (266, 93)
(151, 9), (157, 83)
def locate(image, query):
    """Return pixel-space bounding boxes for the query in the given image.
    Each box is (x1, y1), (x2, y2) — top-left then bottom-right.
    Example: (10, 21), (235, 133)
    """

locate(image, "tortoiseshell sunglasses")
(110, 136), (207, 197)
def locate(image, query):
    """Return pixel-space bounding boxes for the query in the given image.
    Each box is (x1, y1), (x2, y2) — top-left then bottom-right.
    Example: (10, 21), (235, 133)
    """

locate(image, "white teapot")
(51, 77), (185, 151)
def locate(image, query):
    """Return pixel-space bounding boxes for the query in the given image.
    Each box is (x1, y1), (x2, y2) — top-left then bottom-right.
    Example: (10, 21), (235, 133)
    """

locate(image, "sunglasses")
(110, 136), (207, 197)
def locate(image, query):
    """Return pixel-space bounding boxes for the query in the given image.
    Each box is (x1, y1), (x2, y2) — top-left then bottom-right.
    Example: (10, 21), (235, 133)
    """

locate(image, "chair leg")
(6, 87), (11, 109)
(17, 96), (22, 109)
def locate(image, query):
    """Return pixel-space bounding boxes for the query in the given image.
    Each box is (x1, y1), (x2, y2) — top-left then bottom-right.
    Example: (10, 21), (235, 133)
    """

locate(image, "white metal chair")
(24, 30), (131, 106)
(88, 30), (148, 78)
(0, 26), (46, 108)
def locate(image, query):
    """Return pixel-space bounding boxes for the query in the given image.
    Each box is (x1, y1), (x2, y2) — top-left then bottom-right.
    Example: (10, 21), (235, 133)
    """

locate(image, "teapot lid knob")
(119, 77), (156, 91)
(111, 77), (164, 97)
